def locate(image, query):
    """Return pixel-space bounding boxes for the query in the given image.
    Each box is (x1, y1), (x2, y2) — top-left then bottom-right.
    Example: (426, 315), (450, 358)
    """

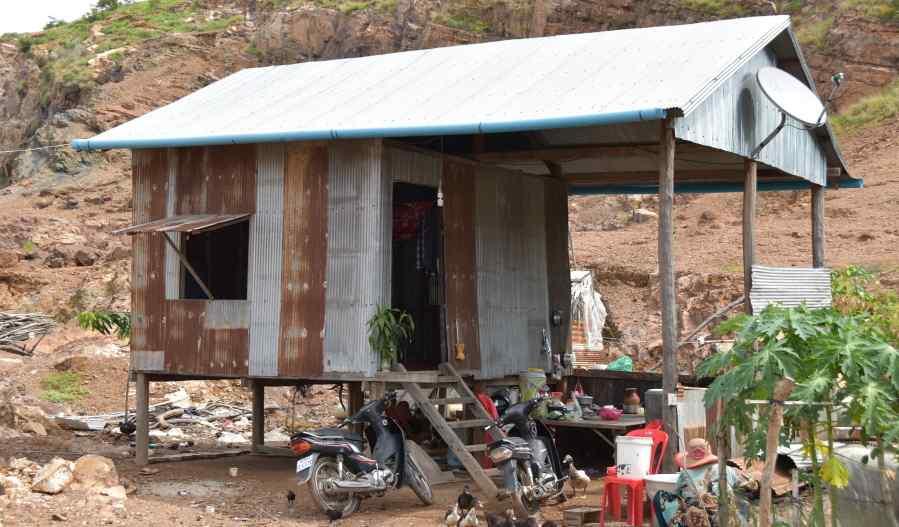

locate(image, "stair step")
(484, 468), (501, 477)
(430, 397), (475, 405)
(447, 419), (493, 429)
(464, 444), (488, 453)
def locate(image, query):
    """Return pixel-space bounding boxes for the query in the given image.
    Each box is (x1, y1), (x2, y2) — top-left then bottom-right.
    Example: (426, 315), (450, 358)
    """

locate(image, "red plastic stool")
(600, 475), (645, 526)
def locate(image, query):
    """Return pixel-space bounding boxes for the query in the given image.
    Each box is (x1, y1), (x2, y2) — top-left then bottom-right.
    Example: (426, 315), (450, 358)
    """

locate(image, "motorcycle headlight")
(488, 446), (513, 463)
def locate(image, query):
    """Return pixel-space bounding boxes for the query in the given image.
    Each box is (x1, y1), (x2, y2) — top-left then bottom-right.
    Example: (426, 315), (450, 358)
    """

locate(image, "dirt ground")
(0, 443), (607, 526)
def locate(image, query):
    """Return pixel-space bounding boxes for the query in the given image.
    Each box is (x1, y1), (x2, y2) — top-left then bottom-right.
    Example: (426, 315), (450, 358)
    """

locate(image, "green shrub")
(796, 17), (833, 49)
(844, 0), (899, 21)
(680, 0), (748, 16)
(41, 372), (89, 403)
(831, 80), (899, 136)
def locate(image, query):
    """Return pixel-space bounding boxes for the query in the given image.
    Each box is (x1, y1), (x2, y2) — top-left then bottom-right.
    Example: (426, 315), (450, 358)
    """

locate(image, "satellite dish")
(756, 67), (826, 127)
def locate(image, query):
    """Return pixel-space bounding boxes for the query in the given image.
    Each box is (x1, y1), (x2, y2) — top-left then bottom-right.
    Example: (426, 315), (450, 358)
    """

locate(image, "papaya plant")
(367, 305), (414, 370)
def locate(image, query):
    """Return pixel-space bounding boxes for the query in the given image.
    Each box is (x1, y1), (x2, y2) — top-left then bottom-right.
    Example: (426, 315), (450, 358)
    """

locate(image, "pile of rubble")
(0, 454), (128, 509)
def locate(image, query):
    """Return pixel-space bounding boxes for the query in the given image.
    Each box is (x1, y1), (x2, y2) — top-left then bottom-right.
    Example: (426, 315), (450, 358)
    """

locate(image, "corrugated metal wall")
(248, 143), (284, 377)
(750, 265), (832, 313)
(475, 167), (551, 379)
(675, 46), (828, 185)
(323, 139), (391, 375)
(544, 177), (571, 357)
(386, 146), (442, 187)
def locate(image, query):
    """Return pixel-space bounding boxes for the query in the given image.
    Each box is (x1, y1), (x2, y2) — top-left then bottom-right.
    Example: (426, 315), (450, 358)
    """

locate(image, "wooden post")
(251, 381), (264, 452)
(811, 184), (825, 267)
(743, 159), (757, 314)
(135, 373), (149, 466)
(348, 382), (364, 416)
(658, 119), (678, 471)
(759, 378), (796, 527)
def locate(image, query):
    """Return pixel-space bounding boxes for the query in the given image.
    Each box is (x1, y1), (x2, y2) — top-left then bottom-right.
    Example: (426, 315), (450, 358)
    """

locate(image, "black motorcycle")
(486, 396), (569, 517)
(291, 392), (433, 518)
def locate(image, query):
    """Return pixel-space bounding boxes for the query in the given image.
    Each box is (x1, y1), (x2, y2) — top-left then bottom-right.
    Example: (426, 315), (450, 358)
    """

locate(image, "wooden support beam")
(811, 184), (826, 267)
(743, 160), (757, 314)
(160, 232), (215, 300)
(565, 169), (785, 185)
(658, 119), (679, 472)
(135, 373), (149, 466)
(251, 382), (264, 452)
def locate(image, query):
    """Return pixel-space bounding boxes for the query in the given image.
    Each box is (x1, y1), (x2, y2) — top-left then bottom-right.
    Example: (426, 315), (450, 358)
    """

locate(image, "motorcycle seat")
(302, 428), (365, 444)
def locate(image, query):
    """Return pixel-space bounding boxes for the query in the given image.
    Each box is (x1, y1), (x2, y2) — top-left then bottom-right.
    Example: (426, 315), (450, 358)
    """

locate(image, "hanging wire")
(0, 144), (70, 155)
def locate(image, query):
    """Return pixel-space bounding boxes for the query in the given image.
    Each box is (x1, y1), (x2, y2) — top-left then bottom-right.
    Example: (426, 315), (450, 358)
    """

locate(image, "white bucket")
(614, 436), (653, 478)
(644, 473), (679, 527)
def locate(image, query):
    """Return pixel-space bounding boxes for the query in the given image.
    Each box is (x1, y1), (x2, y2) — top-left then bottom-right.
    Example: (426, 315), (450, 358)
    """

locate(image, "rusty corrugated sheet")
(206, 300), (250, 329)
(199, 328), (249, 377)
(205, 144), (257, 214)
(278, 142), (328, 377)
(386, 146), (441, 187)
(249, 143), (284, 377)
(164, 300), (205, 374)
(544, 177), (571, 356)
(131, 149), (169, 372)
(114, 213), (250, 235)
(175, 147), (207, 214)
(443, 159), (480, 372)
(750, 265), (832, 313)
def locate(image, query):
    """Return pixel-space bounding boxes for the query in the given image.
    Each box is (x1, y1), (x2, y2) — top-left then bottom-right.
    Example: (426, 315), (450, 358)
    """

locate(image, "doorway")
(391, 182), (442, 371)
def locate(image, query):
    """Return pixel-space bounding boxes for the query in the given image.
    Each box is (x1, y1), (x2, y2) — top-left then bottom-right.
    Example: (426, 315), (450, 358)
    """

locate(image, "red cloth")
(476, 393), (499, 420)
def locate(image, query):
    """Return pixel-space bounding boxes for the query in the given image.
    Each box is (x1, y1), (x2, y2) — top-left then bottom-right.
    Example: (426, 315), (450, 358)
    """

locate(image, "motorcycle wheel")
(511, 464), (541, 519)
(308, 456), (360, 519)
(405, 453), (434, 505)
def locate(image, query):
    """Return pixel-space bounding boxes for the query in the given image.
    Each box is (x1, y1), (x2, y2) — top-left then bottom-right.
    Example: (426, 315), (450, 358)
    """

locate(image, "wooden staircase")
(396, 363), (502, 497)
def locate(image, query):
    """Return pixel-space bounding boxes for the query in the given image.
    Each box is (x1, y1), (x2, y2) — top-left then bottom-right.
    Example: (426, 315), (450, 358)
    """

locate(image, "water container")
(643, 473), (680, 527)
(519, 369), (546, 402)
(614, 435), (653, 478)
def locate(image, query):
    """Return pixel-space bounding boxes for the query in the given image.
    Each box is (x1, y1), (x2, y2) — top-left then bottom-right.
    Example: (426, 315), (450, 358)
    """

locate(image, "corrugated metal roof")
(73, 16), (792, 151)
(750, 265), (832, 313)
(114, 213), (250, 235)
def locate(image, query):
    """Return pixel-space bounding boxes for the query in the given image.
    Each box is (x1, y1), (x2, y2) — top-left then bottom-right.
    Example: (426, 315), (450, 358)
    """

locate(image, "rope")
(0, 144), (70, 155)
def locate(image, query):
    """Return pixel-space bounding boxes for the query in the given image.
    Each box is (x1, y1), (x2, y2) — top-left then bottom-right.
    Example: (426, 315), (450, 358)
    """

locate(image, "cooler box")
(614, 435), (653, 478)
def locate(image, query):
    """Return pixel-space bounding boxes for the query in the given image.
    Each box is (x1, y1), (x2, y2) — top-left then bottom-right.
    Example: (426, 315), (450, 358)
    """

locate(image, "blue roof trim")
(571, 177), (863, 195)
(71, 108), (668, 151)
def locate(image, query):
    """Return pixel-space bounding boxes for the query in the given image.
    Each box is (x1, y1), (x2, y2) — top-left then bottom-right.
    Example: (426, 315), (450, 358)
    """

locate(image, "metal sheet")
(205, 300), (250, 329)
(205, 144), (257, 214)
(199, 328), (249, 377)
(164, 152), (180, 300)
(443, 159), (480, 372)
(114, 213), (250, 235)
(78, 17), (798, 146)
(249, 144), (284, 377)
(750, 265), (832, 313)
(675, 48), (828, 185)
(175, 147), (207, 215)
(279, 142), (328, 377)
(323, 140), (389, 375)
(386, 146), (441, 187)
(475, 166), (550, 379)
(544, 177), (570, 356)
(164, 300), (205, 374)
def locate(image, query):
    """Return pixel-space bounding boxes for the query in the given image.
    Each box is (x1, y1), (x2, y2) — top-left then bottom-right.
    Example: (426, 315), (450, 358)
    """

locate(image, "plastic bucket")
(614, 436), (653, 478)
(519, 369), (546, 402)
(644, 473), (679, 527)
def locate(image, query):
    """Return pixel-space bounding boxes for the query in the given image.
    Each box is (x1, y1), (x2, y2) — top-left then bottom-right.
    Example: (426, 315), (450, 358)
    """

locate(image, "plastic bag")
(607, 356), (633, 372)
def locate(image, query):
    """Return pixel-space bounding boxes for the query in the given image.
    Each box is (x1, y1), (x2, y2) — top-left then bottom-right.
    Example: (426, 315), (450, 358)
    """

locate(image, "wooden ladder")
(396, 363), (502, 498)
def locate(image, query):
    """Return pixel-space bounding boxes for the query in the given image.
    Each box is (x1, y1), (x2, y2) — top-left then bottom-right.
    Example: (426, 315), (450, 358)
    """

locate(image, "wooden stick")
(743, 159), (757, 314)
(759, 378), (796, 527)
(811, 185), (826, 268)
(716, 400), (731, 527)
(658, 118), (678, 472)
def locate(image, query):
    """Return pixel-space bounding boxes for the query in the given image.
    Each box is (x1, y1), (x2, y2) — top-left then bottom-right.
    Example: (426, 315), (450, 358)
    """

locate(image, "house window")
(182, 219), (250, 300)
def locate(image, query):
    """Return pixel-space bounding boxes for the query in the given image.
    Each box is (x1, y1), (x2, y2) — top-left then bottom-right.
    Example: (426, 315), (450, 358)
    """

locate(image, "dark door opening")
(391, 183), (442, 371)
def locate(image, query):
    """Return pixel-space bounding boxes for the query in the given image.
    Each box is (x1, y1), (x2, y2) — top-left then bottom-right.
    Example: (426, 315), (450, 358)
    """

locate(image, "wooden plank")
(565, 169), (785, 185)
(443, 160), (481, 372)
(398, 368), (498, 497)
(279, 142), (329, 376)
(442, 363), (503, 440)
(430, 397), (475, 405)
(658, 119), (678, 472)
(251, 382), (264, 452)
(447, 419), (493, 429)
(544, 175), (571, 359)
(465, 444), (488, 452)
(136, 373), (149, 466)
(540, 416), (646, 431)
(743, 159), (757, 314)
(148, 448), (251, 464)
(811, 184), (825, 267)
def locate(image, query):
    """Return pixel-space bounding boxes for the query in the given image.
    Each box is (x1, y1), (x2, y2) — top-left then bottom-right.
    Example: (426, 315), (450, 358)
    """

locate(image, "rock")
(31, 458), (74, 494)
(216, 431), (250, 447)
(74, 249), (96, 266)
(0, 250), (18, 268)
(71, 455), (119, 490)
(43, 248), (70, 268)
(698, 210), (717, 224)
(105, 246), (130, 261)
(631, 208), (658, 223)
(52, 513), (68, 521)
(61, 198), (79, 210)
(263, 428), (290, 443)
(0, 402), (60, 436)
(100, 484), (127, 501)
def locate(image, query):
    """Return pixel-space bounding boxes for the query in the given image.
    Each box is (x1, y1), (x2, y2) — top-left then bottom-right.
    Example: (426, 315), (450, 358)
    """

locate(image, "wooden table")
(540, 415), (646, 448)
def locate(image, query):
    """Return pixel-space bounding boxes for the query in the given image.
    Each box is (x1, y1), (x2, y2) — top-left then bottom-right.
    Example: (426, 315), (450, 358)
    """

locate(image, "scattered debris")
(0, 312), (55, 357)
(31, 458), (74, 494)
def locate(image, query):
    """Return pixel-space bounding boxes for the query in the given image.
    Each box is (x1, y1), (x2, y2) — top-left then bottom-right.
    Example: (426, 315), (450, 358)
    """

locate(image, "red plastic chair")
(600, 427), (669, 527)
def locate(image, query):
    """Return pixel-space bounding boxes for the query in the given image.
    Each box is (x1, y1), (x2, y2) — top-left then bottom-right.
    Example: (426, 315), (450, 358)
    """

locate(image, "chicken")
(445, 504), (461, 526)
(325, 509), (343, 522)
(458, 507), (480, 527)
(541, 522), (559, 527)
(567, 459), (590, 498)
(512, 518), (538, 527)
(286, 489), (296, 514)
(485, 511), (510, 527)
(457, 485), (477, 514)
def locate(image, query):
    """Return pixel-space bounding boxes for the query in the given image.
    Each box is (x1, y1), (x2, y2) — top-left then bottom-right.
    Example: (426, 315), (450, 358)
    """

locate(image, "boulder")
(73, 249), (96, 266)
(100, 484), (127, 501)
(0, 402), (60, 436)
(0, 250), (18, 268)
(31, 458), (74, 494)
(631, 208), (658, 223)
(43, 248), (70, 268)
(71, 455), (119, 490)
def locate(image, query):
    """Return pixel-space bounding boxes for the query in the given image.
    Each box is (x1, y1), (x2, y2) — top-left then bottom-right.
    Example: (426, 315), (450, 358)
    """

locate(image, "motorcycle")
(486, 395), (569, 517)
(290, 391), (433, 518)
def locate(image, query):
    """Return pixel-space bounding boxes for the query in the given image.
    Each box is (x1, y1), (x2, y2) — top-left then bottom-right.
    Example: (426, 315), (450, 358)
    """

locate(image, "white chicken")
(458, 507), (480, 527)
(565, 455), (590, 498)
(444, 504), (461, 526)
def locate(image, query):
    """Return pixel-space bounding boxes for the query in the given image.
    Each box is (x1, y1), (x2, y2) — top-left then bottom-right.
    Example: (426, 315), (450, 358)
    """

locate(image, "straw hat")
(675, 438), (718, 469)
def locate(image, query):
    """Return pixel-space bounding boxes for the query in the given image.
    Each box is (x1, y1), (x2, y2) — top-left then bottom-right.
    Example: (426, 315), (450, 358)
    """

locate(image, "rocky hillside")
(0, 0), (897, 372)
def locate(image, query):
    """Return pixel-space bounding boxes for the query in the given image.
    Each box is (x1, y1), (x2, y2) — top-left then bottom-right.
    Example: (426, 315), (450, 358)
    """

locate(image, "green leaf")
(820, 456), (850, 489)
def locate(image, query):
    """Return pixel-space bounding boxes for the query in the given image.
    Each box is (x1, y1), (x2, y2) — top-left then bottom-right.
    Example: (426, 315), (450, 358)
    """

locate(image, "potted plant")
(367, 305), (415, 371)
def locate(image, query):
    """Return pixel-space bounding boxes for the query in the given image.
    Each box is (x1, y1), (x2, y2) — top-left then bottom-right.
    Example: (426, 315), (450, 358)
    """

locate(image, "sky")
(1, 1), (96, 34)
